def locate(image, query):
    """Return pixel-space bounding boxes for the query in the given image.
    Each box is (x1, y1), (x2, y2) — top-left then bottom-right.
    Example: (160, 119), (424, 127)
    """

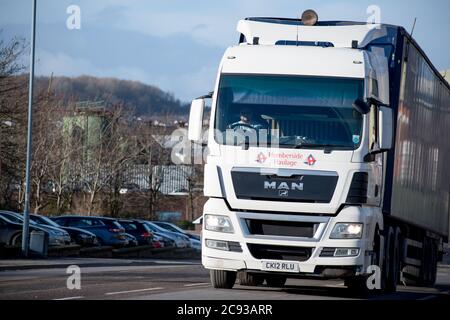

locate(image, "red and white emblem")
(304, 154), (316, 166)
(256, 152), (267, 164)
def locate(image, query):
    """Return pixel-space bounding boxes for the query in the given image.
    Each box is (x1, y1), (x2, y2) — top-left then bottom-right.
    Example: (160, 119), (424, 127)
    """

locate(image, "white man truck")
(188, 11), (450, 293)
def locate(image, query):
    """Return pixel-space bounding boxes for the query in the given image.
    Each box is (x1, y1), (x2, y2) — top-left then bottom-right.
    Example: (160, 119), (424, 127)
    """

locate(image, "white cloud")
(37, 49), (148, 83)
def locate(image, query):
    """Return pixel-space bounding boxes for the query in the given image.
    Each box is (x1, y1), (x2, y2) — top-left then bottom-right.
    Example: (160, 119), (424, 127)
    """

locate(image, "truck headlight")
(204, 215), (234, 233)
(330, 223), (363, 239)
(205, 239), (229, 251)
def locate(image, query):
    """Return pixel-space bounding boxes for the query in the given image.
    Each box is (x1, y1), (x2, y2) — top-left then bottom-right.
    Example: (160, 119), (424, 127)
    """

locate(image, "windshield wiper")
(278, 143), (352, 152)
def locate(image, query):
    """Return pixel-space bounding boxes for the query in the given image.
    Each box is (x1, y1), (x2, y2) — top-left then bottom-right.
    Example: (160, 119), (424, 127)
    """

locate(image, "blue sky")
(1, 0), (449, 101)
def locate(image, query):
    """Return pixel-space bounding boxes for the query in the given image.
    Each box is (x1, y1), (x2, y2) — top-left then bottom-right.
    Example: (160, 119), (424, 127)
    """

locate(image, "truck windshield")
(214, 74), (364, 150)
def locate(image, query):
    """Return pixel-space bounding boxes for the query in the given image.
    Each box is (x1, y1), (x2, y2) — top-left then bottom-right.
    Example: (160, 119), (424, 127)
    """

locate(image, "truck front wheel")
(385, 227), (402, 293)
(345, 227), (385, 296)
(210, 270), (237, 289)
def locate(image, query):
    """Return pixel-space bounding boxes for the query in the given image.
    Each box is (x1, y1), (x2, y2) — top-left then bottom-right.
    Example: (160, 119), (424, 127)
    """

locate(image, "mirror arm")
(195, 91), (214, 100)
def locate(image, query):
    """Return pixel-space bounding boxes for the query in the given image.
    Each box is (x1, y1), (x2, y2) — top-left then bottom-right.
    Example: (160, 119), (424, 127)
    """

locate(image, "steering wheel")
(229, 122), (257, 131)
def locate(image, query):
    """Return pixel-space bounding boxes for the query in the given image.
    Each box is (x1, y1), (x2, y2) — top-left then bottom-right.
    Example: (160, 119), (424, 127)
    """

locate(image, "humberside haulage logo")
(256, 152), (268, 164)
(304, 154), (317, 166)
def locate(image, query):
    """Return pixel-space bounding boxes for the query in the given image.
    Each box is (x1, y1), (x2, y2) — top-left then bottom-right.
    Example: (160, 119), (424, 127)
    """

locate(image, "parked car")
(189, 238), (201, 252)
(153, 232), (175, 248)
(154, 221), (201, 240)
(154, 221), (201, 250)
(0, 215), (48, 247)
(118, 219), (154, 246)
(51, 216), (129, 247)
(151, 234), (164, 248)
(123, 233), (139, 247)
(30, 214), (99, 247)
(143, 221), (191, 248)
(0, 211), (71, 246)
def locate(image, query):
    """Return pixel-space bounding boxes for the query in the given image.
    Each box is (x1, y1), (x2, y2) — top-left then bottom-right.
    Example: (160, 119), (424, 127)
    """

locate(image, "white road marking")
(184, 282), (210, 287)
(105, 287), (164, 296)
(53, 296), (84, 300)
(322, 282), (345, 288)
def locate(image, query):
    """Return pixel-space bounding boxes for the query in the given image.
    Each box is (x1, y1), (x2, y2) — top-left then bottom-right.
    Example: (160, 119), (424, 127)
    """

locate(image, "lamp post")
(22, 0), (37, 257)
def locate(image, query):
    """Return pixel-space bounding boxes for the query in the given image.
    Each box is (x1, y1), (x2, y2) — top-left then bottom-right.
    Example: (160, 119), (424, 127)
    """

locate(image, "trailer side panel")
(390, 37), (450, 237)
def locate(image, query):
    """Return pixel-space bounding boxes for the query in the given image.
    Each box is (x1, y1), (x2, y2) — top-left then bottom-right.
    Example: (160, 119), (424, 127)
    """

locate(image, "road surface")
(0, 259), (449, 300)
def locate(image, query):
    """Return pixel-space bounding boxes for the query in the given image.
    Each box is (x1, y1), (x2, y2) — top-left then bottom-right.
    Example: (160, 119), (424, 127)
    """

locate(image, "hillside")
(35, 75), (189, 116)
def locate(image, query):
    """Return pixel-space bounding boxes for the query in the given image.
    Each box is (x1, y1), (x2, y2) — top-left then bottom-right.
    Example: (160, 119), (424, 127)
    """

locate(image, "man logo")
(264, 181), (304, 191)
(279, 190), (289, 197)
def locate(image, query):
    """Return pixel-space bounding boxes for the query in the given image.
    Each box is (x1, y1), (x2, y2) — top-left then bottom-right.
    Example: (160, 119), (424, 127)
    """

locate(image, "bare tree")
(0, 35), (27, 210)
(71, 105), (131, 215)
(42, 102), (82, 214)
(132, 120), (172, 220)
(106, 107), (136, 217)
(181, 164), (204, 223)
(29, 89), (62, 213)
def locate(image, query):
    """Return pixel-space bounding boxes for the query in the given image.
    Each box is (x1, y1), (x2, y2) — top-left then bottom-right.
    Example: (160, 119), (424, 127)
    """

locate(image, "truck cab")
(188, 12), (449, 293)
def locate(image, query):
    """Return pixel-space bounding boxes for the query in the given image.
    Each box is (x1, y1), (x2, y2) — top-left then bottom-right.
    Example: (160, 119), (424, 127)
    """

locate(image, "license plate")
(261, 260), (300, 273)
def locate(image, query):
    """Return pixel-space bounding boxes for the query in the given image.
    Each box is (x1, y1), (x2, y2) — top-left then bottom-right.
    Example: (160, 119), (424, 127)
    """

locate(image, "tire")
(238, 272), (264, 286)
(429, 241), (438, 286)
(420, 237), (438, 286)
(210, 270), (237, 289)
(383, 227), (394, 290)
(419, 237), (430, 286)
(346, 227), (385, 296)
(385, 227), (401, 293)
(10, 233), (22, 247)
(265, 275), (287, 287)
(420, 237), (430, 286)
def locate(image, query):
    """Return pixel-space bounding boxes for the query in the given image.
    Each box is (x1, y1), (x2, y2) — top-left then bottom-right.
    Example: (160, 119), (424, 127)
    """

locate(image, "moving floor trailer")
(188, 11), (450, 293)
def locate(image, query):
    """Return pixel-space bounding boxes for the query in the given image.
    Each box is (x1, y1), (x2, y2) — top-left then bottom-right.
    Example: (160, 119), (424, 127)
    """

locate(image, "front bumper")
(49, 235), (71, 246)
(201, 199), (379, 278)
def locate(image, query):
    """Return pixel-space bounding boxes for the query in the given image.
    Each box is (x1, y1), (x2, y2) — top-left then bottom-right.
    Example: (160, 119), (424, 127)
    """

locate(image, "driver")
(228, 108), (269, 131)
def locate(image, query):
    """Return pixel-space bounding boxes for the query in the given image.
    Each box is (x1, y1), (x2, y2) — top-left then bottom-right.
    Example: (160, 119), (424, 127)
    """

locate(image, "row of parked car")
(0, 210), (201, 251)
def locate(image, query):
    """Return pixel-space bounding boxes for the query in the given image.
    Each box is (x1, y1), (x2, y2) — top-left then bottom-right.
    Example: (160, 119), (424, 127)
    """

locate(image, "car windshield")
(146, 222), (168, 233)
(33, 216), (60, 227)
(69, 218), (105, 227)
(1, 213), (22, 224)
(111, 221), (124, 229)
(155, 222), (181, 233)
(120, 222), (137, 231)
(214, 74), (364, 149)
(1, 213), (37, 225)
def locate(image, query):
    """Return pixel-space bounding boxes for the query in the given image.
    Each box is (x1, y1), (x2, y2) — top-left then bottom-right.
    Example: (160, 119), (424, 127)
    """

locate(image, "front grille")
(231, 169), (338, 203)
(245, 219), (317, 238)
(247, 244), (312, 262)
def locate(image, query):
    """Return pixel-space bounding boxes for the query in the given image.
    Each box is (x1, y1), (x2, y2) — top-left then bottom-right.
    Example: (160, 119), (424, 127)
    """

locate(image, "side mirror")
(378, 106), (393, 151)
(188, 98), (205, 142)
(352, 98), (370, 114)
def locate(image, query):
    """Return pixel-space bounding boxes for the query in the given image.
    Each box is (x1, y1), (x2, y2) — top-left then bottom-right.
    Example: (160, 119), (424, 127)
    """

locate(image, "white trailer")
(188, 11), (450, 293)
